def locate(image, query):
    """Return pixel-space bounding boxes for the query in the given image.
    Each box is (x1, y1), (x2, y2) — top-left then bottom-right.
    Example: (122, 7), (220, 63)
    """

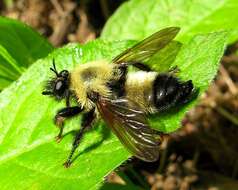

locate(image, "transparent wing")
(112, 27), (180, 64)
(145, 40), (182, 72)
(97, 97), (161, 162)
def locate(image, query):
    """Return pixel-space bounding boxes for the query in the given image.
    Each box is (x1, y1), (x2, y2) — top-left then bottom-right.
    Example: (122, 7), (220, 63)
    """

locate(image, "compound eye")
(60, 70), (69, 78)
(55, 80), (64, 91)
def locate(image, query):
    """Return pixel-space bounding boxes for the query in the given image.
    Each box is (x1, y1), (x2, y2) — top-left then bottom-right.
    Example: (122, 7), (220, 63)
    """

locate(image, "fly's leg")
(64, 108), (96, 168)
(65, 89), (71, 107)
(120, 62), (152, 72)
(130, 62), (151, 71)
(123, 61), (179, 73)
(55, 106), (84, 142)
(168, 65), (180, 75)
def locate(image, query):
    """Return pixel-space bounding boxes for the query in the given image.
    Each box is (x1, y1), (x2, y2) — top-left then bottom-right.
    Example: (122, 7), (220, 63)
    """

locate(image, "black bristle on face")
(42, 77), (57, 95)
(42, 60), (70, 100)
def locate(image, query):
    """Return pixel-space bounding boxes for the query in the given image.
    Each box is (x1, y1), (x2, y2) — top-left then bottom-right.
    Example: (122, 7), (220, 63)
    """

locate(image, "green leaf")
(0, 16), (53, 90)
(101, 0), (238, 43)
(0, 31), (226, 189)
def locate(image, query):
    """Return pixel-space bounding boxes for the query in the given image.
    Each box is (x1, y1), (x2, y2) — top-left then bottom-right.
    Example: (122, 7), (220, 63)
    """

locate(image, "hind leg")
(64, 108), (95, 168)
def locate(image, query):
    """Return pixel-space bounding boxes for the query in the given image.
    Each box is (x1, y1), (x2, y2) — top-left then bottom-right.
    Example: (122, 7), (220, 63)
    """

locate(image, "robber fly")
(42, 27), (195, 167)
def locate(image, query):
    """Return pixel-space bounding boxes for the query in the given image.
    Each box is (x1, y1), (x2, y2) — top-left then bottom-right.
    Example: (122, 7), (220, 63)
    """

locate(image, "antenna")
(50, 59), (59, 76)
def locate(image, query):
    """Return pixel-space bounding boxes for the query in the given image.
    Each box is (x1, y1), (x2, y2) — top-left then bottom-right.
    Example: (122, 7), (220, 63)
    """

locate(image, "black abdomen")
(153, 74), (194, 111)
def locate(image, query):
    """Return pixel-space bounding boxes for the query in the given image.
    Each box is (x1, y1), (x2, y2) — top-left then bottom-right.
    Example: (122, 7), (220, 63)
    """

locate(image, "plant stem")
(232, 159), (238, 178)
(100, 0), (110, 19)
(158, 139), (169, 173)
(216, 106), (238, 126)
(4, 0), (13, 8)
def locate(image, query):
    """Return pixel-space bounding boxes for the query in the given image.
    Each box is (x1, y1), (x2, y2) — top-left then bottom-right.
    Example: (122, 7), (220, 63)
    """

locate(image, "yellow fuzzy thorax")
(70, 60), (118, 110)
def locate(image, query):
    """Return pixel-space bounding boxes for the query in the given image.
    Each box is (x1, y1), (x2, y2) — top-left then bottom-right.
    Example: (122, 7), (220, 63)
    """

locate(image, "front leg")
(55, 106), (84, 142)
(65, 89), (71, 107)
(64, 108), (96, 168)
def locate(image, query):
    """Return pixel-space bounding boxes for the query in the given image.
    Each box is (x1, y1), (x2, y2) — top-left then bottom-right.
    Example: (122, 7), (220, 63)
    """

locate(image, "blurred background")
(0, 0), (126, 46)
(0, 0), (238, 190)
